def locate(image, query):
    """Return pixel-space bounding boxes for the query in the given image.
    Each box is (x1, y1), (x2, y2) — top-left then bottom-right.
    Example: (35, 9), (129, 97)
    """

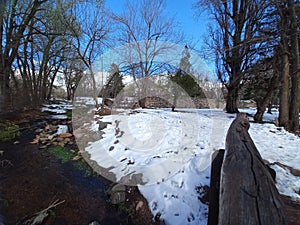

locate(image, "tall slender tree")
(273, 0), (299, 131)
(61, 0), (111, 108)
(287, 0), (300, 131)
(275, 1), (291, 128)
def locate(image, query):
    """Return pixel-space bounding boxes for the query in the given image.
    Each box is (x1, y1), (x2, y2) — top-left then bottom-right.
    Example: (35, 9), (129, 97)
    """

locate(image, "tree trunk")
(279, 50), (290, 128)
(47, 62), (61, 100)
(47, 75), (56, 100)
(67, 87), (72, 101)
(91, 71), (99, 108)
(254, 73), (279, 123)
(288, 0), (300, 132)
(225, 86), (239, 113)
(0, 68), (11, 112)
(219, 113), (287, 225)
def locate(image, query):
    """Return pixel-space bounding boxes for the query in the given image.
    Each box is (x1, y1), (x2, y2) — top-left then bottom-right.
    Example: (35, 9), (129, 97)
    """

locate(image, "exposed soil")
(283, 195), (300, 225)
(0, 110), (158, 225)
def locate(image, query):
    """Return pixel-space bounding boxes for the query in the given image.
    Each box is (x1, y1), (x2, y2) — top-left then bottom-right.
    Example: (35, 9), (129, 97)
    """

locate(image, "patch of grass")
(74, 159), (94, 177)
(66, 109), (72, 118)
(0, 122), (20, 142)
(48, 146), (94, 176)
(48, 146), (76, 163)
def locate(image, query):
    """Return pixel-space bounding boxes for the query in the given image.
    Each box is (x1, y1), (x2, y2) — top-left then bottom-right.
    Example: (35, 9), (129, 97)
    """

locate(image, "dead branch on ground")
(24, 199), (65, 225)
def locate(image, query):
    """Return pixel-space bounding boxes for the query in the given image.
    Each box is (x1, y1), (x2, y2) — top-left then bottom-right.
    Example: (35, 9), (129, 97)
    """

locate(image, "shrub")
(0, 122), (20, 142)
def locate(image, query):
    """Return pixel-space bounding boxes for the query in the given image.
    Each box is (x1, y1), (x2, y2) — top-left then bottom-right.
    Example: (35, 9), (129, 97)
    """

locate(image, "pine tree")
(170, 46), (205, 98)
(101, 64), (124, 98)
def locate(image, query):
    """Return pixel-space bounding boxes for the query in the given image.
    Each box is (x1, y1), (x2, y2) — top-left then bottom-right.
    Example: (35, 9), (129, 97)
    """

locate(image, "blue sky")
(164, 0), (209, 44)
(104, 0), (215, 77)
(105, 0), (210, 49)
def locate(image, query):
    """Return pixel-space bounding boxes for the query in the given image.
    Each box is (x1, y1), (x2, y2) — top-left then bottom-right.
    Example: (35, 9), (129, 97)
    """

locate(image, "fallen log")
(219, 113), (287, 225)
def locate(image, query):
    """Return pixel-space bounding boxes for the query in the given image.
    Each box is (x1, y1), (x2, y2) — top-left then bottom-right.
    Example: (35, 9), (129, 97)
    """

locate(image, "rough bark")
(279, 43), (290, 128)
(254, 73), (279, 123)
(225, 86), (239, 113)
(0, 68), (11, 110)
(219, 113), (287, 225)
(288, 0), (300, 132)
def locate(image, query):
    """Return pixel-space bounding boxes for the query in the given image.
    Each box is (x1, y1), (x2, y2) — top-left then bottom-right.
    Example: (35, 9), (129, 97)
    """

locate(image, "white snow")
(74, 107), (300, 224)
(51, 114), (68, 120)
(139, 160), (211, 225)
(271, 164), (300, 201)
(41, 106), (66, 114)
(74, 97), (103, 106)
(249, 123), (300, 171)
(84, 109), (233, 185)
(56, 125), (69, 134)
(41, 102), (72, 114)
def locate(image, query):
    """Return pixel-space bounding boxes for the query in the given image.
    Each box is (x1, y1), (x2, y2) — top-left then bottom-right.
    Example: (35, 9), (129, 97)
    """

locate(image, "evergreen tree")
(101, 64), (124, 98)
(170, 46), (205, 98)
(179, 45), (192, 74)
(170, 69), (205, 98)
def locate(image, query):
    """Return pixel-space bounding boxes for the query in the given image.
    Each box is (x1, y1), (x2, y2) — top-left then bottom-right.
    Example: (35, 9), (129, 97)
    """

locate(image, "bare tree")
(0, 0), (47, 111)
(61, 0), (111, 108)
(61, 51), (85, 100)
(195, 0), (272, 113)
(13, 1), (71, 107)
(112, 0), (183, 78)
(110, 0), (184, 107)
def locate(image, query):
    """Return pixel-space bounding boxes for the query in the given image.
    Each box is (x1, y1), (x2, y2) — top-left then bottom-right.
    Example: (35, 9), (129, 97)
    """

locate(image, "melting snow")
(77, 106), (300, 224)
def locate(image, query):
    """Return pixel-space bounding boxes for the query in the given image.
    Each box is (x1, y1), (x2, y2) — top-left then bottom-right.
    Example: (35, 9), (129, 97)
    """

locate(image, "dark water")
(0, 108), (135, 225)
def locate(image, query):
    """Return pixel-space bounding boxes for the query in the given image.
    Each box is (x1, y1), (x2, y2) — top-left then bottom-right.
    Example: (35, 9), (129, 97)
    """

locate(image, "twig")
(0, 159), (13, 168)
(24, 199), (65, 225)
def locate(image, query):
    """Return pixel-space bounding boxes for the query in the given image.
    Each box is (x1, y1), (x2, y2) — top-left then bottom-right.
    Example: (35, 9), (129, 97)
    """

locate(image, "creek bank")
(0, 107), (158, 225)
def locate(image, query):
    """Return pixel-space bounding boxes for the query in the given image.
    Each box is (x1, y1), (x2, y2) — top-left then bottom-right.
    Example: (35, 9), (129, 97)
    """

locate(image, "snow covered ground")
(71, 103), (300, 225)
(41, 101), (73, 119)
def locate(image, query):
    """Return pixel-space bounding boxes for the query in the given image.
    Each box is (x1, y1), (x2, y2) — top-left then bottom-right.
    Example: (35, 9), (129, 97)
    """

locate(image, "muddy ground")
(0, 110), (158, 225)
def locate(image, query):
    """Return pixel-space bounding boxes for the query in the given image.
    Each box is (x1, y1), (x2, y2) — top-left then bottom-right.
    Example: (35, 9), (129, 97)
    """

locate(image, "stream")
(0, 100), (136, 225)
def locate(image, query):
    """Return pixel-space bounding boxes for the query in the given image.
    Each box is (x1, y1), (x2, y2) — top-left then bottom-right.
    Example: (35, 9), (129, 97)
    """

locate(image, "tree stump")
(219, 113), (287, 225)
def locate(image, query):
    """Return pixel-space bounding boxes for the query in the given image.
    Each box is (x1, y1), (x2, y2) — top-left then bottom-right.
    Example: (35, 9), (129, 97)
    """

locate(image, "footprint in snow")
(187, 213), (195, 222)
